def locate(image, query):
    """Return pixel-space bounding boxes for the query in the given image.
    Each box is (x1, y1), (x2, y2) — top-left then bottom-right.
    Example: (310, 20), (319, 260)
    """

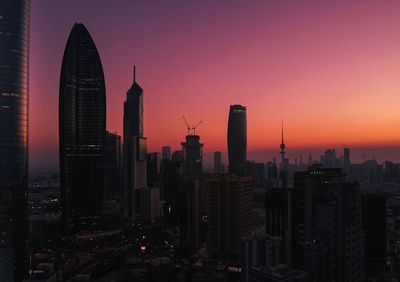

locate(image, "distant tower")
(59, 23), (106, 235)
(279, 122), (288, 188)
(280, 121), (286, 163)
(123, 66), (147, 220)
(227, 105), (247, 176)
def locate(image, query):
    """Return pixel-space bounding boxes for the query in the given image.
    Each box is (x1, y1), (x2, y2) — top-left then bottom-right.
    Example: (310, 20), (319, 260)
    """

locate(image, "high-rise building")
(147, 152), (160, 188)
(214, 151), (223, 173)
(0, 0), (30, 280)
(105, 131), (122, 197)
(140, 187), (160, 222)
(160, 158), (183, 226)
(265, 188), (292, 264)
(59, 23), (106, 235)
(181, 134), (203, 180)
(179, 180), (200, 252)
(207, 175), (252, 264)
(279, 123), (288, 188)
(292, 166), (363, 282)
(227, 105), (247, 176)
(362, 193), (386, 279)
(162, 146), (171, 160)
(123, 66), (147, 220)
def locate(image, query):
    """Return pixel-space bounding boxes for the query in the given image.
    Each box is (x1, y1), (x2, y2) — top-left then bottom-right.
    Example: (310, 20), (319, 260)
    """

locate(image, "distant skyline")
(30, 1), (400, 169)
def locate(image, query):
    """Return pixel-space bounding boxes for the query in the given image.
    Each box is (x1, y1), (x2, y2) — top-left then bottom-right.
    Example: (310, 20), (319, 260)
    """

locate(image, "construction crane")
(182, 116), (203, 135)
(192, 120), (203, 135)
(183, 116), (191, 135)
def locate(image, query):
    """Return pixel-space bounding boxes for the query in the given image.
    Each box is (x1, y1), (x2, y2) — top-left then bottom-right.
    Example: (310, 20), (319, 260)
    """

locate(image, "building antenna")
(133, 65), (136, 82)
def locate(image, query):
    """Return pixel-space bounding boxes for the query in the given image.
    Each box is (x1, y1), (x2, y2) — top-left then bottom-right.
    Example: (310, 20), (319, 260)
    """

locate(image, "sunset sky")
(30, 0), (400, 169)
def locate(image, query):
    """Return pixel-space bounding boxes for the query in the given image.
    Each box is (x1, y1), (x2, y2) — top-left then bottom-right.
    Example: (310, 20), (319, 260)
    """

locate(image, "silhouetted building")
(105, 131), (122, 197)
(320, 149), (341, 168)
(59, 23), (106, 235)
(265, 188), (292, 264)
(0, 1), (30, 279)
(147, 152), (160, 188)
(292, 166), (363, 282)
(214, 151), (223, 174)
(181, 135), (203, 180)
(160, 158), (183, 226)
(162, 146), (171, 160)
(179, 180), (200, 252)
(140, 187), (160, 222)
(123, 66), (147, 220)
(207, 175), (252, 263)
(279, 124), (288, 188)
(228, 105), (247, 176)
(362, 193), (387, 279)
(245, 162), (266, 189)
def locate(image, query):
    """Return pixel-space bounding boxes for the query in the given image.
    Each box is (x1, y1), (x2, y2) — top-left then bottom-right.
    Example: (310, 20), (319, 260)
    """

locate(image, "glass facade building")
(0, 0), (30, 280)
(59, 23), (106, 235)
(123, 67), (148, 219)
(227, 104), (247, 176)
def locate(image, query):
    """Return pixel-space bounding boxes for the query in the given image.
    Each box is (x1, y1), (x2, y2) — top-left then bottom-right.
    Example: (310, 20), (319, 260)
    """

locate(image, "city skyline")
(30, 1), (400, 169)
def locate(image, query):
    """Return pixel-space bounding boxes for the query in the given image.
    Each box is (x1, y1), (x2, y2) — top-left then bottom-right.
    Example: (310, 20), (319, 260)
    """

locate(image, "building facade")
(123, 67), (147, 220)
(59, 23), (106, 235)
(0, 0), (30, 280)
(227, 104), (247, 176)
(207, 175), (252, 264)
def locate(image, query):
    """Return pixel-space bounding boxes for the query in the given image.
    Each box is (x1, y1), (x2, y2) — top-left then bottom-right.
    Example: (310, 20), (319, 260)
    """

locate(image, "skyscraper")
(0, 0), (30, 280)
(181, 134), (203, 180)
(292, 166), (363, 281)
(105, 131), (122, 197)
(214, 151), (222, 173)
(227, 104), (247, 176)
(207, 175), (252, 264)
(59, 23), (106, 235)
(123, 66), (147, 220)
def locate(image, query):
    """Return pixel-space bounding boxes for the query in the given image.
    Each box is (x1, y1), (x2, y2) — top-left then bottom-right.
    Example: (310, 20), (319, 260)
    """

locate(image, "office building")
(123, 66), (147, 220)
(214, 151), (223, 173)
(147, 152), (160, 188)
(207, 175), (252, 263)
(181, 134), (203, 180)
(105, 131), (122, 197)
(140, 187), (160, 222)
(0, 0), (30, 280)
(265, 188), (292, 264)
(179, 180), (200, 252)
(162, 146), (171, 160)
(292, 166), (363, 282)
(227, 105), (247, 176)
(59, 23), (106, 235)
(362, 193), (386, 279)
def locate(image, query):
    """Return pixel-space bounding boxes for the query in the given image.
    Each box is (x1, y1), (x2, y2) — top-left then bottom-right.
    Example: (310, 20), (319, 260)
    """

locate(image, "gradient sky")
(30, 0), (400, 169)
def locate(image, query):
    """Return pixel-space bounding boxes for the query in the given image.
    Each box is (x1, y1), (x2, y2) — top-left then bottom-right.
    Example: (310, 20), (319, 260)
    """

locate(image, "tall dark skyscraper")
(0, 1), (30, 280)
(123, 66), (147, 220)
(214, 151), (222, 173)
(59, 23), (106, 235)
(292, 166), (363, 281)
(105, 131), (122, 197)
(227, 104), (247, 176)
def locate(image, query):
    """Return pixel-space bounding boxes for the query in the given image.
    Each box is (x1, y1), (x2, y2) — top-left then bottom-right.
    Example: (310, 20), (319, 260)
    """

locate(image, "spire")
(280, 121), (286, 162)
(133, 65), (136, 83)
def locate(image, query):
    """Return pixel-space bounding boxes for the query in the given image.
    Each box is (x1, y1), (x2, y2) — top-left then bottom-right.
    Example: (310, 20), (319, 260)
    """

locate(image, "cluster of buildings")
(0, 1), (398, 282)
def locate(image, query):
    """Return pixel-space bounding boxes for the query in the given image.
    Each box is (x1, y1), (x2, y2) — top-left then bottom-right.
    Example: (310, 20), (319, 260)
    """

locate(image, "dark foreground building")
(0, 0), (30, 280)
(227, 104), (247, 176)
(59, 23), (106, 235)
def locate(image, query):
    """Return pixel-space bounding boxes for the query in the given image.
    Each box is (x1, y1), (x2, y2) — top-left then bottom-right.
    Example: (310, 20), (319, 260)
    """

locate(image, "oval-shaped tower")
(59, 23), (106, 235)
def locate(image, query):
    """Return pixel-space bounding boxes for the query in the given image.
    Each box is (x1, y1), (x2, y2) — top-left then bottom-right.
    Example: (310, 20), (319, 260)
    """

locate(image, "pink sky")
(29, 1), (400, 169)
